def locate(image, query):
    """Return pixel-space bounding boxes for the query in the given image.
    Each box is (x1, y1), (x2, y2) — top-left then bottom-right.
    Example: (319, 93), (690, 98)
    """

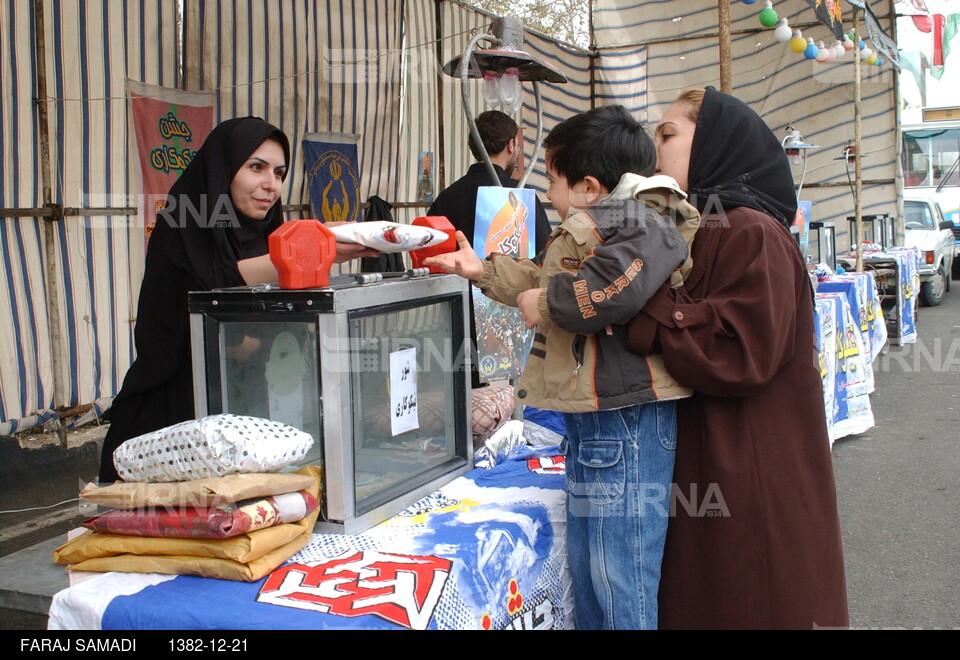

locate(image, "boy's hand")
(517, 288), (544, 329)
(422, 231), (484, 281)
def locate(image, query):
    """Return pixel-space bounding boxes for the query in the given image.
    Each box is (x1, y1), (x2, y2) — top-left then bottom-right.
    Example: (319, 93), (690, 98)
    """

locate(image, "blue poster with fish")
(303, 132), (361, 223)
(472, 186), (538, 383)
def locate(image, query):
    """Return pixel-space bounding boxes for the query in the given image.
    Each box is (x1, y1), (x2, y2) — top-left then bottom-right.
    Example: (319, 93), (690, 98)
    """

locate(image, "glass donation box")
(188, 274), (473, 534)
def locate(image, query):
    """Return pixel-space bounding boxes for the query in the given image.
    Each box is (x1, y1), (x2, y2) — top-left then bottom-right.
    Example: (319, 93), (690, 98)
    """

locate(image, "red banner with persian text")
(128, 80), (214, 245)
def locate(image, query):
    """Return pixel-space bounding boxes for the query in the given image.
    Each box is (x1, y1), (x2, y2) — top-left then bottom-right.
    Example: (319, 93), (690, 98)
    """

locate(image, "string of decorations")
(741, 0), (884, 67)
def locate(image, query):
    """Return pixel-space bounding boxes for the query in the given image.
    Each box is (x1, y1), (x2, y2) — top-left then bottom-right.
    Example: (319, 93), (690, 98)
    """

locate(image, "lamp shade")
(816, 41), (831, 62)
(443, 49), (567, 83)
(790, 31), (807, 53)
(774, 19), (792, 42)
(759, 2), (779, 28)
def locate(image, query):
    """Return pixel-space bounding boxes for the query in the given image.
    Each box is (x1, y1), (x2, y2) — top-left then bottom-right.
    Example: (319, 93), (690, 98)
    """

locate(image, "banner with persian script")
(128, 80), (214, 244)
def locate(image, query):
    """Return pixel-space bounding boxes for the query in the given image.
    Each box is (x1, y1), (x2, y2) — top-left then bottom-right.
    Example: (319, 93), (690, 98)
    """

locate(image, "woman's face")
(655, 102), (697, 193)
(230, 139), (287, 220)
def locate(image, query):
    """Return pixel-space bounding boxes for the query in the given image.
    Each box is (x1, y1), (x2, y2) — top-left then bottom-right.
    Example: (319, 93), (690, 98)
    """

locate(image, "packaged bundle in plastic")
(470, 384), (516, 446)
(81, 490), (319, 539)
(522, 419), (564, 447)
(80, 472), (317, 509)
(112, 414), (314, 482)
(328, 220), (447, 253)
(474, 420), (527, 470)
(53, 466), (323, 582)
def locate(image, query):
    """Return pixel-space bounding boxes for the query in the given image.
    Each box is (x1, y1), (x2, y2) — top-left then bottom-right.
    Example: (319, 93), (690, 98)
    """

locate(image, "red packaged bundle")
(82, 491), (319, 539)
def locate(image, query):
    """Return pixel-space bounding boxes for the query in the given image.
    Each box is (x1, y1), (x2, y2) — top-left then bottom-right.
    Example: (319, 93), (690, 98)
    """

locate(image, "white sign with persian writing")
(389, 347), (419, 436)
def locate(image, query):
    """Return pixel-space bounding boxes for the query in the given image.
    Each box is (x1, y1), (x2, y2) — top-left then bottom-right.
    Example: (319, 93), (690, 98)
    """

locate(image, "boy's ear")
(580, 175), (608, 205)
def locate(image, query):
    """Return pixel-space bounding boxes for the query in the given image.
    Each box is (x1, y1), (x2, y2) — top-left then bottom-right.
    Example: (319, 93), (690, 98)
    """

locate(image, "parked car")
(903, 196), (955, 306)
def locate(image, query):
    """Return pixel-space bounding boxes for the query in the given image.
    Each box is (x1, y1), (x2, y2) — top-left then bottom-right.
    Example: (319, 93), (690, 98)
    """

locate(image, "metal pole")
(890, 0), (904, 247)
(33, 0), (68, 447)
(517, 82), (544, 190)
(718, 0), (733, 94)
(459, 32), (502, 186)
(182, 0), (201, 91)
(589, 0), (597, 110)
(435, 0), (446, 191)
(853, 8), (864, 273)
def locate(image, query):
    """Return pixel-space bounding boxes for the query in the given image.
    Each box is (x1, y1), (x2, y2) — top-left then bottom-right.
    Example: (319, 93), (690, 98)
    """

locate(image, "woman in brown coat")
(627, 87), (849, 629)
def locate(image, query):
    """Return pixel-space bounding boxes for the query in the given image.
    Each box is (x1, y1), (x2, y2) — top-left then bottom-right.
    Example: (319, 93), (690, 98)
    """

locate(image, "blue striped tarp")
(1, 0), (178, 428)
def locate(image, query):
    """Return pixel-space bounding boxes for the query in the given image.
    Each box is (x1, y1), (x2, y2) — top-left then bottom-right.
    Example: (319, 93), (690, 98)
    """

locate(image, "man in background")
(428, 110), (551, 255)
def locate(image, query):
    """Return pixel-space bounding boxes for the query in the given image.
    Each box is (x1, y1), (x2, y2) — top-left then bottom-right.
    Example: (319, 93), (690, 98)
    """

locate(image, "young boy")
(424, 105), (699, 629)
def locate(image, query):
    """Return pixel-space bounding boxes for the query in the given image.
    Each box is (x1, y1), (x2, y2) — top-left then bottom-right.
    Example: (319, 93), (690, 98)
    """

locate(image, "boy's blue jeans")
(561, 401), (677, 630)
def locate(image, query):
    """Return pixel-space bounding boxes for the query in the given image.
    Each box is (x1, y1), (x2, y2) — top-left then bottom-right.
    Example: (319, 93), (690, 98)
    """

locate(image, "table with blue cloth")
(816, 270), (887, 376)
(814, 267), (891, 444)
(876, 247), (921, 345)
(814, 289), (875, 444)
(48, 446), (570, 631)
(839, 248), (921, 345)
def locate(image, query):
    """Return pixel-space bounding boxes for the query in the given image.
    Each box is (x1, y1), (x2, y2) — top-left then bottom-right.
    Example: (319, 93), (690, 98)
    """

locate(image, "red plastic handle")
(409, 216), (457, 274)
(268, 219), (337, 289)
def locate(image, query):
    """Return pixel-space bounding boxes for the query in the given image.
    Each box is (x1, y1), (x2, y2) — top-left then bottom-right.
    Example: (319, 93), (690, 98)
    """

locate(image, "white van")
(903, 195), (955, 306)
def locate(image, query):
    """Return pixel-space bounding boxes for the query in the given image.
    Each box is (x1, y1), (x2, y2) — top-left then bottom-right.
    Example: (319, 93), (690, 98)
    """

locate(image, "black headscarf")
(155, 116), (291, 288)
(687, 87), (797, 228)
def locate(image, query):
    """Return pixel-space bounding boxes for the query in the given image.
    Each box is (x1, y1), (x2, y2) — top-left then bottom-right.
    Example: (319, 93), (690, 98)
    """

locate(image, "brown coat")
(628, 207), (848, 629)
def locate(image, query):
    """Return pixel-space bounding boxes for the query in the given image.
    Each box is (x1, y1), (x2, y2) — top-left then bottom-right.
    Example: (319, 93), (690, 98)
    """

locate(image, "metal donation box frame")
(808, 221), (837, 272)
(847, 214), (896, 251)
(188, 274), (473, 534)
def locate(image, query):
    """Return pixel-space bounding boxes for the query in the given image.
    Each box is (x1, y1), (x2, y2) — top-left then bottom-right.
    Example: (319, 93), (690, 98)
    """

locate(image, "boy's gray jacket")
(475, 176), (698, 412)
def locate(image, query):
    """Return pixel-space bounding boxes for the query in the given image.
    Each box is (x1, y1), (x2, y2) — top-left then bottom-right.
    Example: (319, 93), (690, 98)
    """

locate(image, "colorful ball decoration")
(759, 1), (779, 28)
(866, 52), (878, 65)
(875, 55), (884, 66)
(790, 30), (807, 53)
(815, 41), (828, 62)
(804, 38), (819, 60)
(833, 41), (846, 59)
(774, 18), (792, 42)
(742, 0), (758, 4)
(843, 36), (855, 51)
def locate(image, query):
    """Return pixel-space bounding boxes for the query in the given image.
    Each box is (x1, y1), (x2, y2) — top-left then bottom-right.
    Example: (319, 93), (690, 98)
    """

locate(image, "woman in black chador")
(97, 117), (369, 482)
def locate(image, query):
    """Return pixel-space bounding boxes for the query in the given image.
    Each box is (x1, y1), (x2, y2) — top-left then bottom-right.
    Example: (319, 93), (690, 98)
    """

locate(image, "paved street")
(1, 284), (958, 630)
(832, 283), (960, 629)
